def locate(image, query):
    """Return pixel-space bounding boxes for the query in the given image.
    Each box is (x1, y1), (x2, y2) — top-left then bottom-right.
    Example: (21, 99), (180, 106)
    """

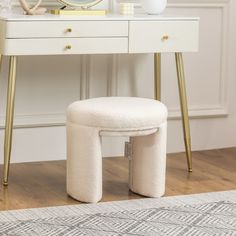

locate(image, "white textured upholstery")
(67, 97), (167, 203)
(67, 97), (167, 131)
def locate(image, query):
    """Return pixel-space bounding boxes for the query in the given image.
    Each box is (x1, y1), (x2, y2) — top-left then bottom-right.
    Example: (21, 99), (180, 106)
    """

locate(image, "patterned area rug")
(0, 190), (236, 235)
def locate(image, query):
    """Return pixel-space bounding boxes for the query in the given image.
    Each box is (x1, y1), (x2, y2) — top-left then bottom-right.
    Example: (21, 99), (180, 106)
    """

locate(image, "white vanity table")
(0, 13), (199, 185)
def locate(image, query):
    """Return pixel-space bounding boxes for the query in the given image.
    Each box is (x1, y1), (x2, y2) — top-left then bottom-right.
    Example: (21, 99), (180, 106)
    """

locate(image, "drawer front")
(5, 21), (129, 38)
(3, 38), (128, 55)
(129, 21), (199, 53)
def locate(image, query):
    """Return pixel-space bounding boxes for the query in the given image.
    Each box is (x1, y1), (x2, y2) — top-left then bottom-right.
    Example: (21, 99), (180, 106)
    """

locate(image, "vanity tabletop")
(0, 13), (199, 22)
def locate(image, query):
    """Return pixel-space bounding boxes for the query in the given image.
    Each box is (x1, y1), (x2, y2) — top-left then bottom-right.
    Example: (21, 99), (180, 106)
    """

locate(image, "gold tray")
(50, 9), (107, 15)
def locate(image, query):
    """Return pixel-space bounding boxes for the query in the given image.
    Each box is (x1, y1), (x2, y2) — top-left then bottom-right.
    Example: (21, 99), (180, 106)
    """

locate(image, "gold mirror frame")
(57, 0), (103, 8)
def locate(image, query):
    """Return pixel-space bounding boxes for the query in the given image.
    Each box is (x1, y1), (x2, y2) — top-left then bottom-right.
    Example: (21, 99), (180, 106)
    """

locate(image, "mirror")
(58, 0), (103, 8)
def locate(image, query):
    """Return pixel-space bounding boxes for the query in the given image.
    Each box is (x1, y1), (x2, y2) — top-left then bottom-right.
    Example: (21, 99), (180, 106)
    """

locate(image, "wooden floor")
(0, 147), (236, 211)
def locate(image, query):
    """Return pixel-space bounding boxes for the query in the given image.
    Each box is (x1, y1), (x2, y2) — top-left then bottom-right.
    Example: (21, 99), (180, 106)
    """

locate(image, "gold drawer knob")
(67, 28), (72, 33)
(66, 45), (72, 50)
(161, 35), (169, 41)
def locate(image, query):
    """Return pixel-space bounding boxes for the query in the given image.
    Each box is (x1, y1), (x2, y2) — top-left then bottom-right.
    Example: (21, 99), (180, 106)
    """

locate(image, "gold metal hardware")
(0, 54), (2, 71)
(66, 45), (72, 50)
(154, 52), (192, 172)
(51, 9), (107, 15)
(161, 35), (169, 41)
(67, 28), (72, 32)
(154, 53), (161, 101)
(175, 53), (193, 172)
(3, 56), (17, 186)
(124, 141), (132, 160)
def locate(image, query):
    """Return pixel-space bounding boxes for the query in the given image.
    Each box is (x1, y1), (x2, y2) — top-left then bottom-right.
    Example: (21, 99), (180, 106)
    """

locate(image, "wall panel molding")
(167, 0), (229, 119)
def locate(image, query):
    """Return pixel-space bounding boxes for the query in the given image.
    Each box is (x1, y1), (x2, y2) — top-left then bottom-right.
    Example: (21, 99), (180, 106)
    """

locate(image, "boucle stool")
(66, 97), (168, 203)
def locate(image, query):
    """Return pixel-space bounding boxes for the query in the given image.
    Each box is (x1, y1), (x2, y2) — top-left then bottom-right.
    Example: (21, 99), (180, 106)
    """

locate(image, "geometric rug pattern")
(0, 191), (236, 235)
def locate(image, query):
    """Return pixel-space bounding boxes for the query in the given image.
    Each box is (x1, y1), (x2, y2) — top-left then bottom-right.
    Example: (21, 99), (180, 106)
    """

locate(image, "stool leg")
(129, 122), (167, 197)
(67, 123), (102, 203)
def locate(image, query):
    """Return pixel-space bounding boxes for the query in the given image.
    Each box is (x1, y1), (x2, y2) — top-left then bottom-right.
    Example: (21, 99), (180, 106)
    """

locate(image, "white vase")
(141, 0), (167, 15)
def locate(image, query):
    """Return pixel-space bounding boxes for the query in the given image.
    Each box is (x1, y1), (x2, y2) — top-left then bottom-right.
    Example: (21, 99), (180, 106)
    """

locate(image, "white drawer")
(5, 21), (129, 38)
(129, 21), (199, 53)
(3, 38), (128, 55)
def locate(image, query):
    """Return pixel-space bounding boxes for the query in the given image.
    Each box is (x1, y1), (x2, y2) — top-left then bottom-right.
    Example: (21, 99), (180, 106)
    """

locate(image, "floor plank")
(0, 147), (236, 211)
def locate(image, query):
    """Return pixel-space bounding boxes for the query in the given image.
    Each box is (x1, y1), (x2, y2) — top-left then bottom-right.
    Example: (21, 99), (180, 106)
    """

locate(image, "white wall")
(0, 0), (235, 163)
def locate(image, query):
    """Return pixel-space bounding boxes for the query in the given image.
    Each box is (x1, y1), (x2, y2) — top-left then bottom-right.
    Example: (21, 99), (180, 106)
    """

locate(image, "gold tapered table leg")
(175, 53), (192, 172)
(154, 53), (161, 101)
(3, 56), (17, 186)
(0, 55), (2, 70)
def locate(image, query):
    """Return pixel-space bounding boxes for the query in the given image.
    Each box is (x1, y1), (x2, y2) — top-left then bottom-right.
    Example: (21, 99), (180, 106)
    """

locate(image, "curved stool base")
(66, 97), (168, 203)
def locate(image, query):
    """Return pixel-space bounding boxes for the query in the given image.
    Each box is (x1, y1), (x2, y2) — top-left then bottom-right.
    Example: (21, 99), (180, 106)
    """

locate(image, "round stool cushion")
(67, 97), (168, 131)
